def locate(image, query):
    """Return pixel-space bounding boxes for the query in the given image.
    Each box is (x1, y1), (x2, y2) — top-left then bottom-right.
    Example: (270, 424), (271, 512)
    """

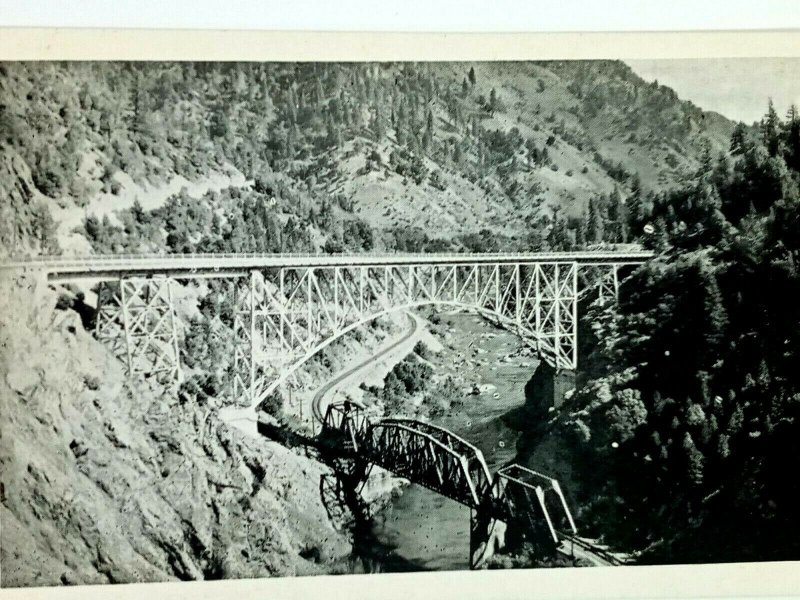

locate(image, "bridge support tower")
(470, 507), (507, 569)
(95, 276), (182, 385)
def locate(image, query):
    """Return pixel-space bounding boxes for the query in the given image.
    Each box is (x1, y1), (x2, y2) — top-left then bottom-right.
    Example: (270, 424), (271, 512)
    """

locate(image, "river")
(347, 312), (537, 572)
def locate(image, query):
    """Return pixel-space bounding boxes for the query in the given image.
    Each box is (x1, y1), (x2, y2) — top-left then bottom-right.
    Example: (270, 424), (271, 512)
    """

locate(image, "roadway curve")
(308, 312), (625, 568)
(311, 312), (419, 424)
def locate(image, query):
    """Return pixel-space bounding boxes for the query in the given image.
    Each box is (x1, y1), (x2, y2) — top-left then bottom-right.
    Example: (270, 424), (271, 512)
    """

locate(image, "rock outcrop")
(0, 273), (350, 587)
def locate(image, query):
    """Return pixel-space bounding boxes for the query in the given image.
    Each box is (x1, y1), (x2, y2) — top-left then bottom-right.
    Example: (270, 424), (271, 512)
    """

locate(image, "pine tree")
(396, 123), (407, 147)
(131, 198), (146, 224)
(286, 87), (298, 125)
(697, 141), (714, 177)
(489, 88), (498, 114)
(423, 109), (434, 151)
(547, 207), (571, 250)
(730, 122), (748, 155)
(784, 104), (800, 171)
(315, 77), (325, 107)
(422, 126), (432, 152)
(285, 124), (296, 159)
(468, 66), (476, 87)
(762, 99), (781, 157)
(574, 217), (587, 247)
(587, 197), (604, 243)
(627, 174), (644, 234)
(373, 106), (386, 142)
(682, 432), (705, 486)
(607, 187), (628, 243)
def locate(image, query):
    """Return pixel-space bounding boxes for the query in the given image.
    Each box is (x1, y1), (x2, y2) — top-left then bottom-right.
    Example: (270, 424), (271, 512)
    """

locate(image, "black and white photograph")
(0, 25), (799, 598)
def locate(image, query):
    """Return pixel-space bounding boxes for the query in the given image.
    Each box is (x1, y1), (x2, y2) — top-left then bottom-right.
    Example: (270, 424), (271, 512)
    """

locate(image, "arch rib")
(248, 299), (550, 411)
(229, 260), (635, 409)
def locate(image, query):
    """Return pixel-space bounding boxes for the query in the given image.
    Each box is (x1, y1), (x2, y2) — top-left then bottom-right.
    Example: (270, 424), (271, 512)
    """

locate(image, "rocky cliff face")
(0, 273), (351, 587)
(0, 148), (59, 259)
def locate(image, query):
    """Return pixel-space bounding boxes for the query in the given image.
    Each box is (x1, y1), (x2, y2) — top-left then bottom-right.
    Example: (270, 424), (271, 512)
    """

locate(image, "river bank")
(341, 311), (546, 571)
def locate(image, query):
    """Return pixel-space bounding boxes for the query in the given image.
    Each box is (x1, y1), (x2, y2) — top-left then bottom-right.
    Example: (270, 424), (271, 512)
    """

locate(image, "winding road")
(308, 312), (625, 568)
(311, 312), (419, 423)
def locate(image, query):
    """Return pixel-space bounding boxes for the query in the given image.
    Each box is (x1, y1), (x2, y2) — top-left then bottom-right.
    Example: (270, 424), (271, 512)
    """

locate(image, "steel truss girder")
(235, 261), (589, 407)
(323, 402), (578, 568)
(95, 276), (181, 385)
(577, 263), (621, 304)
(492, 464), (577, 545)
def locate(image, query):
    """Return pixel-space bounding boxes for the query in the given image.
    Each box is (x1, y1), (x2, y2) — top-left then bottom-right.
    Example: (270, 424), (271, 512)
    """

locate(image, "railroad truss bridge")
(6, 250), (652, 414)
(317, 401), (621, 568)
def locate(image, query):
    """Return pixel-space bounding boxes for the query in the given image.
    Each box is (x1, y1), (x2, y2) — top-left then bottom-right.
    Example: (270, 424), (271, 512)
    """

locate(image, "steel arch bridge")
(319, 401), (608, 568)
(2, 250), (652, 403)
(229, 253), (648, 409)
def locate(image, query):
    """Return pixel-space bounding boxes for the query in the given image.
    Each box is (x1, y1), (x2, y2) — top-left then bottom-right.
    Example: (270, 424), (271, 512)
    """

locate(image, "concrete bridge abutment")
(524, 363), (576, 418)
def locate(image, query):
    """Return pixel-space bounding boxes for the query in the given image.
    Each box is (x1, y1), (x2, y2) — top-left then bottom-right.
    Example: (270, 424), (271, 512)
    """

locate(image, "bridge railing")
(1, 247), (655, 270)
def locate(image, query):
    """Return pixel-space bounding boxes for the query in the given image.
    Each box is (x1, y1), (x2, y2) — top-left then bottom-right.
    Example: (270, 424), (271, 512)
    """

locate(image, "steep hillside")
(0, 60), (735, 257)
(0, 273), (352, 586)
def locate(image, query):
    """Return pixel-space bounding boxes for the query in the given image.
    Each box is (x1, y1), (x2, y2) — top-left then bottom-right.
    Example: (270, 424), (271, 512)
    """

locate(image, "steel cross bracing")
(2, 251), (650, 391)
(94, 277), (182, 385)
(321, 402), (578, 567)
(234, 260), (628, 408)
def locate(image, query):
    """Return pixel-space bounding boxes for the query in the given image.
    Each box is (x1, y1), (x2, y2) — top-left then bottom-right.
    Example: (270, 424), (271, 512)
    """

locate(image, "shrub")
(259, 389), (284, 417)
(392, 357), (433, 395)
(413, 340), (432, 360)
(84, 375), (101, 391)
(389, 147), (428, 185)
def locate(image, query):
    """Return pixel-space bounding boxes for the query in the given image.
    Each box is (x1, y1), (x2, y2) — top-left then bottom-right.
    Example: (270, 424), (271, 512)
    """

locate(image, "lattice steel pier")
(3, 251), (652, 396)
(95, 276), (182, 385)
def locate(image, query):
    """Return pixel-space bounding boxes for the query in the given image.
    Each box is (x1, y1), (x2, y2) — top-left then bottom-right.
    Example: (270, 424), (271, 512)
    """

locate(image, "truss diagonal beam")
(95, 276), (181, 385)
(93, 258), (635, 403)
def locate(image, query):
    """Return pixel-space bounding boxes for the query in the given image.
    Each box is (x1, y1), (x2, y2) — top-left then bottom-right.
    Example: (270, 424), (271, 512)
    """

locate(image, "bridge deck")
(1, 250), (654, 281)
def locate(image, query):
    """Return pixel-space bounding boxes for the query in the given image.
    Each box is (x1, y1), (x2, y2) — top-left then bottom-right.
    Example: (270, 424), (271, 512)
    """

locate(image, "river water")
(349, 313), (536, 572)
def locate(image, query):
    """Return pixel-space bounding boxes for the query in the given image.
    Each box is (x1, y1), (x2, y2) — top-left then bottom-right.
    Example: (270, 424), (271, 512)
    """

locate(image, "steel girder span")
(323, 404), (492, 508)
(234, 261), (625, 410)
(82, 256), (634, 395)
(321, 402), (579, 568)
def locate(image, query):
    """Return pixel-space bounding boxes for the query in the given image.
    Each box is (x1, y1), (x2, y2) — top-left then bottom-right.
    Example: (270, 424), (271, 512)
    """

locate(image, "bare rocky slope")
(0, 273), (351, 587)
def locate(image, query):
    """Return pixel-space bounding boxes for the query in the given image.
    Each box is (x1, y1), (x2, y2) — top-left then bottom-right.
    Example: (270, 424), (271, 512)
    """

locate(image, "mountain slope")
(0, 274), (351, 586)
(0, 60), (735, 256)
